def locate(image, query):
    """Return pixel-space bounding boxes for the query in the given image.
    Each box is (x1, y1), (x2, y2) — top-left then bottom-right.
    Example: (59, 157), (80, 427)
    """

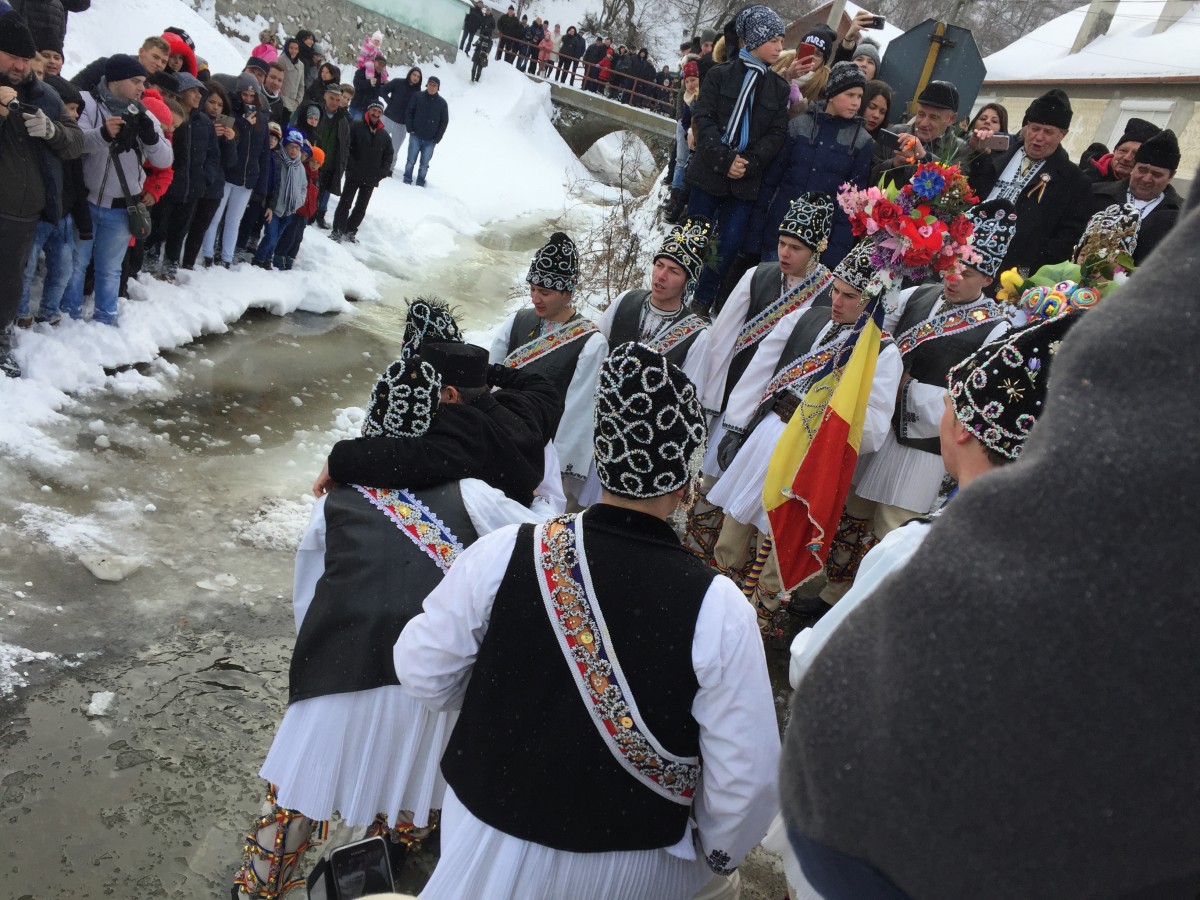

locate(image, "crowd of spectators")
(0, 9), (450, 378)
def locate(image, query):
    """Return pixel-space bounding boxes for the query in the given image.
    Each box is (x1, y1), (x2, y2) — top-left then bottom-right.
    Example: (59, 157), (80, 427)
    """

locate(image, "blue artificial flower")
(912, 169), (946, 200)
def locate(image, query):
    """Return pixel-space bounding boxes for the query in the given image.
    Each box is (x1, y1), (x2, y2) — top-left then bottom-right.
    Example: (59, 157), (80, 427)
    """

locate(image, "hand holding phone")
(865, 14), (886, 29)
(797, 42), (816, 61)
(983, 133), (1011, 152)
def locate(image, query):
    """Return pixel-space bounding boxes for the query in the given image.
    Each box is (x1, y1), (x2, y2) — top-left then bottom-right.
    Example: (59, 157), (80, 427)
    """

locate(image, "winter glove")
(136, 110), (160, 146)
(717, 428), (745, 472)
(22, 108), (58, 141)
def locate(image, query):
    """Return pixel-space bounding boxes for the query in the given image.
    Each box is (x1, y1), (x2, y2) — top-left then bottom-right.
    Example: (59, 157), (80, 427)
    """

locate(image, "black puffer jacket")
(685, 56), (789, 201)
(343, 114), (394, 186)
(382, 68), (422, 123)
(10, 0), (90, 54)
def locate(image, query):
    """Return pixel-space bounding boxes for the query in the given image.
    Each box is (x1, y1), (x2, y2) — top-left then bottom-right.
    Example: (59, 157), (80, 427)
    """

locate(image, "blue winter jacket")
(203, 120), (239, 200)
(224, 94), (271, 189)
(743, 104), (873, 267)
(405, 90), (449, 143)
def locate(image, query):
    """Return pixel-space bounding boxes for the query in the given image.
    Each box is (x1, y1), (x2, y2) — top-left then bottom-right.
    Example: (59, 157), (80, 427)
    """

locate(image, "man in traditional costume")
(779, 182), (1200, 900)
(706, 239), (901, 632)
(232, 347), (545, 899)
(850, 199), (1016, 544)
(488, 231), (608, 503)
(685, 193), (835, 560)
(397, 342), (779, 900)
(1090, 128), (1182, 264)
(317, 298), (564, 507)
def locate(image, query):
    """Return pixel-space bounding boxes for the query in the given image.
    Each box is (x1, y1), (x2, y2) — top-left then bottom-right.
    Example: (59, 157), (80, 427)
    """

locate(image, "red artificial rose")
(850, 213), (866, 237)
(904, 246), (936, 267)
(948, 216), (974, 244)
(873, 199), (901, 228)
(932, 252), (956, 272)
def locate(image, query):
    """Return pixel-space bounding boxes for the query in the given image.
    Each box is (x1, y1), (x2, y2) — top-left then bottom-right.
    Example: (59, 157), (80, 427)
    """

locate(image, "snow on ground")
(1, 0), (596, 476)
(984, 0), (1200, 80)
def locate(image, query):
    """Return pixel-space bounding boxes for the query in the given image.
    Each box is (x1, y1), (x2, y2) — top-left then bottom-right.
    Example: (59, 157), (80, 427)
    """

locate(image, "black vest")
(289, 482), (478, 703)
(506, 308), (593, 404)
(894, 285), (1001, 453)
(608, 289), (703, 368)
(443, 505), (713, 852)
(721, 265), (833, 412)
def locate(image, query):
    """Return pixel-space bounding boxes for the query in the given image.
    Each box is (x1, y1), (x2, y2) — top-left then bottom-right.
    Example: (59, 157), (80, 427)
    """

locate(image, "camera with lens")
(120, 101), (142, 128)
(6, 99), (19, 114)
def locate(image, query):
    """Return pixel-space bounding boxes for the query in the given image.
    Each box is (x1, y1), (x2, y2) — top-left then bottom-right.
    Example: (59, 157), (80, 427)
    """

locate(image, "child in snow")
(471, 32), (493, 83)
(538, 30), (554, 77)
(254, 129), (310, 268)
(356, 30), (389, 84)
(273, 145), (323, 270)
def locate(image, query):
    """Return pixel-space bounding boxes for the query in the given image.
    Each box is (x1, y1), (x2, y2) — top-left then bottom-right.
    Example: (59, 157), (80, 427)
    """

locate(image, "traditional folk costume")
(707, 240), (901, 627)
(233, 350), (543, 900)
(488, 232), (607, 498)
(686, 195), (835, 559)
(852, 200), (1018, 538)
(397, 343), (779, 900)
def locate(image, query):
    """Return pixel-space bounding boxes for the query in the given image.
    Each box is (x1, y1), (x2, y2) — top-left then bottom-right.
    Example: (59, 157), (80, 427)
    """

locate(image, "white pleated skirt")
(418, 788), (719, 900)
(259, 685), (454, 828)
(576, 461), (603, 508)
(706, 413), (786, 533)
(700, 416), (728, 480)
(854, 428), (946, 515)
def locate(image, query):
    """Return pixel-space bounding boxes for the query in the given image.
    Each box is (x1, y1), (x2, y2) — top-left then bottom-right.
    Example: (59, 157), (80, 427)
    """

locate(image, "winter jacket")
(224, 93), (270, 189)
(78, 82), (173, 209)
(167, 109), (215, 203)
(303, 75), (340, 115)
(497, 12), (521, 39)
(744, 106), (874, 266)
(685, 55), (789, 202)
(161, 117), (192, 203)
(382, 69), (422, 123)
(561, 33), (586, 61)
(582, 41), (606, 66)
(9, 0), (89, 54)
(314, 107), (351, 191)
(343, 114), (395, 186)
(296, 164), (320, 219)
(203, 113), (238, 200)
(0, 70), (82, 222)
(462, 4), (483, 32)
(351, 66), (385, 111)
(1091, 178), (1183, 265)
(251, 42), (279, 64)
(405, 90), (449, 144)
(478, 12), (495, 38)
(278, 49), (305, 113)
(141, 159), (172, 202)
(267, 146), (307, 217)
(254, 141), (278, 203)
(161, 31), (198, 77)
(1082, 153), (1119, 185)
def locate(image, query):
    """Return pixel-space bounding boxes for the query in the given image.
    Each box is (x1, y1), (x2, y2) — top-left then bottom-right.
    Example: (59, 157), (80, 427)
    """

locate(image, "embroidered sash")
(761, 326), (848, 403)
(895, 301), (1006, 358)
(735, 269), (833, 356)
(503, 318), (597, 369)
(355, 486), (464, 573)
(648, 313), (706, 355)
(535, 516), (700, 805)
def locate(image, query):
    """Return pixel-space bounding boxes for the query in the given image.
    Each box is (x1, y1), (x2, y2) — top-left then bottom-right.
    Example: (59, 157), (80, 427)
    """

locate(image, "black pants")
(471, 61), (485, 82)
(163, 198), (199, 264)
(0, 215), (38, 341)
(460, 27), (476, 51)
(557, 58), (578, 84)
(239, 197), (266, 250)
(182, 196), (222, 269)
(332, 182), (375, 234)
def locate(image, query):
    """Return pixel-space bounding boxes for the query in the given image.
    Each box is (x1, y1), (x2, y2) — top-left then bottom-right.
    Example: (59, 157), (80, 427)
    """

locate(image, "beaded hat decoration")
(947, 313), (1080, 461)
(1019, 280), (1101, 322)
(361, 356), (442, 438)
(965, 199), (1019, 279)
(831, 238), (876, 293)
(778, 192), (834, 253)
(527, 231), (580, 292)
(593, 341), (707, 500)
(1073, 203), (1140, 263)
(654, 216), (712, 293)
(402, 296), (463, 359)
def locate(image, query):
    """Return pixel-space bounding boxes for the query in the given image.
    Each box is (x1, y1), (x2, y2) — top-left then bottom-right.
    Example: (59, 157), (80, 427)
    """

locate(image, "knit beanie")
(682, 59), (699, 79)
(823, 61), (866, 100)
(801, 24), (837, 64)
(105, 53), (150, 84)
(305, 105), (320, 119)
(0, 11), (36, 59)
(1135, 128), (1180, 171)
(735, 5), (786, 52)
(852, 41), (881, 71)
(236, 72), (260, 95)
(1023, 88), (1072, 129)
(44, 74), (83, 113)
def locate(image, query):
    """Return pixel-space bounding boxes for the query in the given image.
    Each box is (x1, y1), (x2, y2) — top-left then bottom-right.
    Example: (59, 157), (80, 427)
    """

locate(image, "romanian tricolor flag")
(762, 293), (886, 590)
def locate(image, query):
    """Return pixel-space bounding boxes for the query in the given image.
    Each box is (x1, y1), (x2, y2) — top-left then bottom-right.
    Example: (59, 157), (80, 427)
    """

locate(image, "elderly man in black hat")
(0, 9), (83, 376)
(970, 89), (1093, 275)
(871, 79), (966, 187)
(1082, 116), (1159, 185)
(1091, 128), (1182, 264)
(398, 341), (779, 900)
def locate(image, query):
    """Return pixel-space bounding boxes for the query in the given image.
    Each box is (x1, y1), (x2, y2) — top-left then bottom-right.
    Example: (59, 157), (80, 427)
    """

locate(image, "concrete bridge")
(523, 73), (677, 165)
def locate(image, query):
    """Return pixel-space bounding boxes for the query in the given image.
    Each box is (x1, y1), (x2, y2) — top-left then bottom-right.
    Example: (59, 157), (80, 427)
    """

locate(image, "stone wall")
(213, 0), (459, 70)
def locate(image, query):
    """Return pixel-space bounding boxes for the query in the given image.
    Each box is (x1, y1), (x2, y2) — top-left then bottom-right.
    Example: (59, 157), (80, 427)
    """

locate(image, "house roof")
(785, 0), (905, 54)
(984, 0), (1200, 82)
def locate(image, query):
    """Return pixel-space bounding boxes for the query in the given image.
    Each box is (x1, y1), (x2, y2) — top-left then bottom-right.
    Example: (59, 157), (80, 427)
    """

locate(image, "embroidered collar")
(735, 265), (832, 356)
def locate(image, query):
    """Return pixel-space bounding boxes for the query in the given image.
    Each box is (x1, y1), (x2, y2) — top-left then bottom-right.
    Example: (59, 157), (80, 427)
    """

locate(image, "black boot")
(316, 213), (329, 230)
(663, 188), (687, 224)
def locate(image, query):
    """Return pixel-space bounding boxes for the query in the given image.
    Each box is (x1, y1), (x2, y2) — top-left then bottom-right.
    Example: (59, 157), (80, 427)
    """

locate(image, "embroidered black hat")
(831, 239), (876, 293)
(801, 24), (837, 63)
(778, 192), (834, 253)
(1073, 203), (1140, 263)
(823, 61), (866, 100)
(1023, 88), (1072, 129)
(424, 341), (488, 389)
(0, 12), (37, 59)
(527, 231), (579, 292)
(1115, 117), (1160, 150)
(735, 5), (786, 51)
(401, 296), (463, 358)
(916, 80), (959, 112)
(655, 217), (711, 290)
(593, 342), (707, 499)
(947, 313), (1080, 461)
(1135, 128), (1180, 171)
(362, 356), (442, 438)
(965, 199), (1019, 279)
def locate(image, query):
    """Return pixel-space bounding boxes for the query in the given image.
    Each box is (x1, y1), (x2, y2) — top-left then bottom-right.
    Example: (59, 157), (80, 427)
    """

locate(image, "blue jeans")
(255, 213), (293, 263)
(86, 203), (131, 325)
(19, 216), (74, 321)
(671, 121), (691, 191)
(62, 230), (93, 320)
(201, 182), (254, 264)
(404, 137), (436, 184)
(686, 188), (753, 309)
(275, 215), (307, 264)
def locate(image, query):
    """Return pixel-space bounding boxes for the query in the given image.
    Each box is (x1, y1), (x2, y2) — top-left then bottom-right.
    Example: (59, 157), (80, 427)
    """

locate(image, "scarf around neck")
(723, 49), (767, 153)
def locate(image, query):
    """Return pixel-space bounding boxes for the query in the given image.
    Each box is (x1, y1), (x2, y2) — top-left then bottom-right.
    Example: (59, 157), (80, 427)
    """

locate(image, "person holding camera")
(74, 53), (171, 327)
(0, 9), (83, 376)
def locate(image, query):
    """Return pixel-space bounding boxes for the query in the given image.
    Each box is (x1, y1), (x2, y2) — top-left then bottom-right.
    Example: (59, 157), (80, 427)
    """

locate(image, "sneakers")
(415, 180), (426, 188)
(402, 176), (413, 185)
(250, 258), (272, 270)
(202, 257), (213, 268)
(330, 230), (344, 243)
(215, 258), (231, 269)
(344, 230), (358, 244)
(15, 316), (33, 329)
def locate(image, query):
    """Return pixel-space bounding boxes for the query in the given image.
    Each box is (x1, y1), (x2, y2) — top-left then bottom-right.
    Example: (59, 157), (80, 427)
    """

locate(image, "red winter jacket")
(162, 31), (198, 77)
(296, 165), (320, 219)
